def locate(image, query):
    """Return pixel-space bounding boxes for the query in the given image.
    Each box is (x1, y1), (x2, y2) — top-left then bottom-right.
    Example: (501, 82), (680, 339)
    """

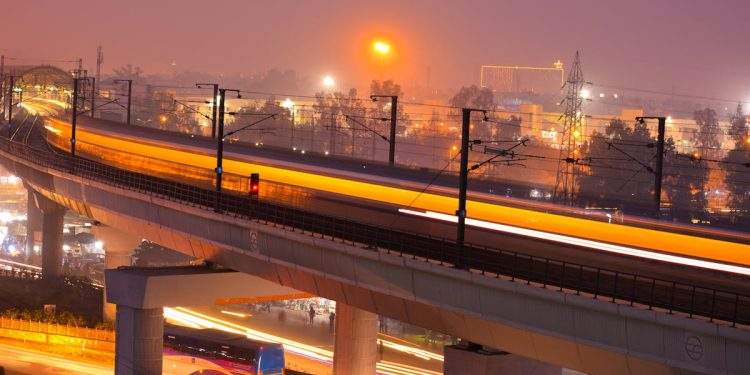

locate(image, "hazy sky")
(3, 0), (749, 100)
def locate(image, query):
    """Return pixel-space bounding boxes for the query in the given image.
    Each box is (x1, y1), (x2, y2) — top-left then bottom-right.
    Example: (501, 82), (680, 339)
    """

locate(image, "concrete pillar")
(333, 302), (378, 375)
(444, 343), (563, 375)
(25, 189), (42, 261)
(115, 305), (164, 375)
(30, 191), (65, 278)
(92, 225), (141, 322)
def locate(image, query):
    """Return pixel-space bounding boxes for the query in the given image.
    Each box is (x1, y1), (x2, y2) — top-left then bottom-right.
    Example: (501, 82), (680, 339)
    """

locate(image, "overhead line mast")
(553, 51), (586, 204)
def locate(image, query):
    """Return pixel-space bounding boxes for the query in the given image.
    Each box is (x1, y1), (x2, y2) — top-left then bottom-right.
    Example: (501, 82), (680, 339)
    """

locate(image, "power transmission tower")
(553, 51), (586, 204)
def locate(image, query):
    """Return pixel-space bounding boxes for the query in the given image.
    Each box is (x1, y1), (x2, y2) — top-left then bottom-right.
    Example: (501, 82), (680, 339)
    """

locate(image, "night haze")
(1, 1), (750, 374)
(2, 0), (748, 99)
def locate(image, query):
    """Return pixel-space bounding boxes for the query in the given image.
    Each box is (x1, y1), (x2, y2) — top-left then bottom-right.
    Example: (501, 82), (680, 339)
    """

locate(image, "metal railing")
(1, 134), (749, 327)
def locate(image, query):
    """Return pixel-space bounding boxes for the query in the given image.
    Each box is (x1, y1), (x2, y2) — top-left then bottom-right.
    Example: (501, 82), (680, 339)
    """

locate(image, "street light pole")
(196, 83), (219, 138)
(113, 79), (132, 125)
(370, 95), (398, 166)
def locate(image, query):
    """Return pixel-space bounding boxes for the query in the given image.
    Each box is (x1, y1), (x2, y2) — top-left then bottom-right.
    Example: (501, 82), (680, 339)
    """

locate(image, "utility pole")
(94, 46), (103, 118)
(71, 78), (80, 156)
(0, 55), (5, 113)
(553, 51), (586, 204)
(455, 108), (485, 269)
(214, 88), (241, 194)
(196, 83), (219, 138)
(6, 75), (16, 129)
(637, 116), (666, 218)
(114, 79), (132, 125)
(329, 112), (336, 155)
(90, 77), (96, 118)
(370, 95), (398, 166)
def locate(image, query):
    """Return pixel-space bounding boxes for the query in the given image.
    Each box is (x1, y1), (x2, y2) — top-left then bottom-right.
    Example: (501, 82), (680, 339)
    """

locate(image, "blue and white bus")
(164, 324), (285, 375)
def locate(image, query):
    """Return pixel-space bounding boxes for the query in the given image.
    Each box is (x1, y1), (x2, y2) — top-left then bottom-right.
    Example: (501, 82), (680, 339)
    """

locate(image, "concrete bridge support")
(115, 305), (164, 375)
(91, 224), (141, 322)
(105, 266), (303, 375)
(444, 343), (564, 375)
(333, 302), (378, 375)
(29, 191), (65, 278)
(25, 188), (42, 261)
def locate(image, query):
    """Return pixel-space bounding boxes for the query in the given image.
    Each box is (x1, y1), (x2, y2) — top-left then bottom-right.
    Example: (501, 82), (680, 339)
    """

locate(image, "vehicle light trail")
(0, 258), (42, 271)
(399, 209), (750, 276)
(164, 307), (442, 375)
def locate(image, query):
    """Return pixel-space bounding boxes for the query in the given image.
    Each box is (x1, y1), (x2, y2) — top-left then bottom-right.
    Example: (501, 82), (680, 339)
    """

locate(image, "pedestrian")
(308, 304), (316, 325)
(328, 311), (335, 333)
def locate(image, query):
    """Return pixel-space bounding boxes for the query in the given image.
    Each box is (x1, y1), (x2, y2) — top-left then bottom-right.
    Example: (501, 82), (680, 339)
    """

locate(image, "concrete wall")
(2, 150), (749, 375)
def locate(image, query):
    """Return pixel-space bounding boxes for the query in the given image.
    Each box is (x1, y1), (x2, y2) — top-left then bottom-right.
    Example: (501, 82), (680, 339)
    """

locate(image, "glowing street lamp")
(322, 75), (335, 89)
(373, 40), (391, 55)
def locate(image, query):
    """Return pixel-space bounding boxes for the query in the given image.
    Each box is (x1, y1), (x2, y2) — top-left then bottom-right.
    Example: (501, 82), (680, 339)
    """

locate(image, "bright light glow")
(62, 244), (71, 252)
(94, 240), (104, 251)
(165, 307), (443, 375)
(159, 115), (168, 123)
(322, 75), (335, 88)
(0, 258), (41, 270)
(373, 40), (392, 55)
(399, 209), (750, 276)
(220, 310), (248, 318)
(8, 244), (17, 256)
(579, 88), (591, 99)
(280, 98), (294, 109)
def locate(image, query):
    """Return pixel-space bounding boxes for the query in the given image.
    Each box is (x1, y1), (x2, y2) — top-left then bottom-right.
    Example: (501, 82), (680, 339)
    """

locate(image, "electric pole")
(90, 77), (96, 118)
(71, 78), (80, 156)
(6, 75), (16, 129)
(455, 108), (486, 269)
(94, 46), (103, 118)
(196, 83), (219, 138)
(370, 95), (398, 166)
(214, 88), (241, 194)
(114, 79), (132, 125)
(0, 55), (5, 113)
(329, 112), (336, 155)
(553, 51), (586, 204)
(637, 116), (667, 218)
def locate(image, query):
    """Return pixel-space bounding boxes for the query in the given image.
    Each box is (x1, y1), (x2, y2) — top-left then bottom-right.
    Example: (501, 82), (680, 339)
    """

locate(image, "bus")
(163, 324), (285, 375)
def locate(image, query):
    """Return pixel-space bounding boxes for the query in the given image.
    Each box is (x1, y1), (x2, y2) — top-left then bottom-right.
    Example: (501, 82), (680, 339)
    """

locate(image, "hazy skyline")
(3, 0), (749, 102)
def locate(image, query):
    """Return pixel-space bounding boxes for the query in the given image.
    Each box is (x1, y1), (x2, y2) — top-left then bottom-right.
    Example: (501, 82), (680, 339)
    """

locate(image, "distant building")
(480, 61), (564, 94)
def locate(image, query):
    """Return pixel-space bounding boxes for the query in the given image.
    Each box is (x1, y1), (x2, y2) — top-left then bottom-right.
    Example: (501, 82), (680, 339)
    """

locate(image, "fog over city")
(0, 2), (749, 374)
(3, 0), (749, 99)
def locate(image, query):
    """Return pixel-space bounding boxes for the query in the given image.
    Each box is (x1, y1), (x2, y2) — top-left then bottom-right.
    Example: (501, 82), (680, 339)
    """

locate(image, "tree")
(576, 119), (658, 214)
(665, 147), (709, 221)
(728, 103), (747, 146)
(692, 108), (720, 158)
(449, 85), (495, 141)
(368, 80), (407, 161)
(448, 85), (494, 109)
(723, 103), (750, 223)
(112, 64), (143, 82)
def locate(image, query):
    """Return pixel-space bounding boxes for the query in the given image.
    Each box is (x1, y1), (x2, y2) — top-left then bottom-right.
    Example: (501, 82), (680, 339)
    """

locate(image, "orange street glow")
(373, 40), (392, 55)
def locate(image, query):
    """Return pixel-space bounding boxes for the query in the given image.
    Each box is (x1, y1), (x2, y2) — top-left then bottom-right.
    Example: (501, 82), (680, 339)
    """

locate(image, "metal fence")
(1, 135), (749, 327)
